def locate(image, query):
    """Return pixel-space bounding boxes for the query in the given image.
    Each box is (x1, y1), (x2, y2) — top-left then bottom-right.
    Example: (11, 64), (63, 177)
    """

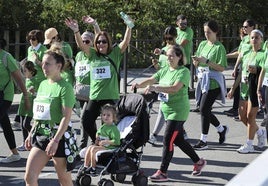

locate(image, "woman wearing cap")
(228, 29), (266, 153)
(65, 14), (132, 144)
(44, 27), (73, 60)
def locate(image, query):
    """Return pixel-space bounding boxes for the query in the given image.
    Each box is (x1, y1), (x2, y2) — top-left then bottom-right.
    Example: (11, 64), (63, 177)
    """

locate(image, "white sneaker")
(237, 144), (254, 154)
(0, 154), (21, 163)
(17, 144), (26, 151)
(184, 131), (189, 140)
(148, 134), (157, 145)
(11, 121), (21, 131)
(257, 129), (266, 148)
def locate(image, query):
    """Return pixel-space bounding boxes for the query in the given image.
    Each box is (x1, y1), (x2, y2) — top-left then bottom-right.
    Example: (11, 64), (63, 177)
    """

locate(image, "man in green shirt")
(175, 15), (194, 70)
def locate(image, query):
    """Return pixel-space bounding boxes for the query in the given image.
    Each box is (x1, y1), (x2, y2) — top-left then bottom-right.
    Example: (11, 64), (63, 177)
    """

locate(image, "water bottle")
(120, 12), (134, 29)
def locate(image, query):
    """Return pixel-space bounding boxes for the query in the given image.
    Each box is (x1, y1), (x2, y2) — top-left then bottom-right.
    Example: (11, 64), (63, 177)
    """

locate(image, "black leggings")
(160, 120), (200, 173)
(81, 99), (115, 143)
(20, 116), (32, 141)
(199, 88), (221, 134)
(0, 100), (16, 150)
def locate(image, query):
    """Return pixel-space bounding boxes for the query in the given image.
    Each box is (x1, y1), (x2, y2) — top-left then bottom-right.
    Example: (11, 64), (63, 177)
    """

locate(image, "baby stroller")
(76, 93), (150, 186)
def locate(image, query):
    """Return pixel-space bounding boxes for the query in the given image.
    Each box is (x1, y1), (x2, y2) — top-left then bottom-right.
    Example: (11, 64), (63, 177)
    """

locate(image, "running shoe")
(193, 140), (208, 150)
(192, 158), (207, 176)
(149, 170), (168, 182)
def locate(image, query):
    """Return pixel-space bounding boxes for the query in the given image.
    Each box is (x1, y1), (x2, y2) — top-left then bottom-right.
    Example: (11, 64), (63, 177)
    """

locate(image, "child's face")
(23, 67), (32, 78)
(101, 110), (114, 125)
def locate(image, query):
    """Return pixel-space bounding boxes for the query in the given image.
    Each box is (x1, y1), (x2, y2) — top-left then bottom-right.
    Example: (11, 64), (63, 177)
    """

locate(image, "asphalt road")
(0, 97), (267, 186)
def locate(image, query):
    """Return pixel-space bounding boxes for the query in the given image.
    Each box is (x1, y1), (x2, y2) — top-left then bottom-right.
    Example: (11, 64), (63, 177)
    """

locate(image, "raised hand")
(65, 17), (79, 32)
(82, 15), (96, 25)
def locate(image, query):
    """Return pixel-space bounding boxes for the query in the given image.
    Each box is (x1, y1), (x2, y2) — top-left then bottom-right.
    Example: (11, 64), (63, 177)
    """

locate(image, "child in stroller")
(76, 93), (150, 186)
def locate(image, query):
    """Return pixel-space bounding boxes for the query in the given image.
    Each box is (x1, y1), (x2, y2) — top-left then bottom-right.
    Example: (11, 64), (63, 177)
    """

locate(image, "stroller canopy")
(117, 93), (150, 148)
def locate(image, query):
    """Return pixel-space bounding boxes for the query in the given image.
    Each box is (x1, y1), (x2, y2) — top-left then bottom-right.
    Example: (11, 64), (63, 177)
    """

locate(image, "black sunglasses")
(96, 40), (108, 44)
(83, 40), (90, 44)
(30, 37), (37, 41)
(165, 36), (174, 41)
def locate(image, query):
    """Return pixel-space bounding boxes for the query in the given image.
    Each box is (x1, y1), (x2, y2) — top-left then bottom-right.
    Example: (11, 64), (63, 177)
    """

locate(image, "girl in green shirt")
(192, 20), (228, 150)
(24, 49), (77, 185)
(228, 29), (266, 153)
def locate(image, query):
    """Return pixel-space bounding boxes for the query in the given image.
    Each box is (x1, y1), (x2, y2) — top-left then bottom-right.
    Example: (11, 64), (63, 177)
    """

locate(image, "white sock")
(246, 139), (253, 146)
(256, 128), (264, 136)
(200, 134), (208, 142)
(216, 125), (224, 133)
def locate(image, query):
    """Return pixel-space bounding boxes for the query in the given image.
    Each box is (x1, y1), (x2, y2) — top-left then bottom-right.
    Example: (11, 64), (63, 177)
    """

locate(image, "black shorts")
(249, 92), (259, 107)
(32, 135), (65, 157)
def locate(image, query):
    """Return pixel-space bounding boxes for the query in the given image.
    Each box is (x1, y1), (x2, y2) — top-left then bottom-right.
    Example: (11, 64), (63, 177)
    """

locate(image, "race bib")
(241, 71), (249, 83)
(92, 65), (111, 80)
(75, 62), (90, 77)
(197, 66), (209, 79)
(33, 98), (51, 120)
(158, 92), (169, 102)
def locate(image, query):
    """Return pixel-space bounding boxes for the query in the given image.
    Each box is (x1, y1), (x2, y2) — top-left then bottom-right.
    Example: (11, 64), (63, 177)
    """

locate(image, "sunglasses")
(180, 22), (187, 26)
(96, 40), (108, 44)
(29, 37), (37, 41)
(82, 40), (91, 44)
(165, 36), (174, 41)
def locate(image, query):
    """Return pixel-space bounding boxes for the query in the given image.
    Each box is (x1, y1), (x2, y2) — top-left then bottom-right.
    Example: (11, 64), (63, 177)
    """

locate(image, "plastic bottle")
(120, 12), (134, 29)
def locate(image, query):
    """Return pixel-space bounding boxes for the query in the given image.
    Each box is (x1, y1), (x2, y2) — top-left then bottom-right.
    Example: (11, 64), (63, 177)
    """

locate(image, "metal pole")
(123, 51), (128, 94)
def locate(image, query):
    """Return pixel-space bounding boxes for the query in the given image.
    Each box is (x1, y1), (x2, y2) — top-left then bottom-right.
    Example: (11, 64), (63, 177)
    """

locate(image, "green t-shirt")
(88, 46), (122, 100)
(33, 79), (75, 125)
(18, 77), (38, 117)
(240, 49), (266, 99)
(158, 46), (169, 69)
(62, 41), (73, 59)
(196, 40), (227, 89)
(153, 66), (190, 121)
(176, 27), (194, 65)
(0, 50), (19, 101)
(61, 69), (74, 86)
(262, 40), (268, 51)
(27, 45), (47, 86)
(96, 123), (120, 149)
(238, 35), (251, 55)
(75, 51), (90, 85)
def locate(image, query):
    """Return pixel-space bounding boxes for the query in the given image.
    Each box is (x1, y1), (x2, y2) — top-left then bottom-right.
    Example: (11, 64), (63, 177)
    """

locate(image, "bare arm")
(226, 51), (239, 59)
(82, 15), (101, 35)
(119, 26), (132, 53)
(11, 70), (30, 110)
(195, 56), (225, 72)
(149, 81), (184, 94)
(45, 106), (73, 157)
(131, 76), (157, 90)
(257, 68), (265, 102)
(65, 18), (88, 55)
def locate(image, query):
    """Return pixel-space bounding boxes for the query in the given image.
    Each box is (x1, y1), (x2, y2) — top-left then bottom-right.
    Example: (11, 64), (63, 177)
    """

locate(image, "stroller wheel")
(98, 178), (114, 186)
(79, 175), (92, 186)
(133, 174), (148, 186)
